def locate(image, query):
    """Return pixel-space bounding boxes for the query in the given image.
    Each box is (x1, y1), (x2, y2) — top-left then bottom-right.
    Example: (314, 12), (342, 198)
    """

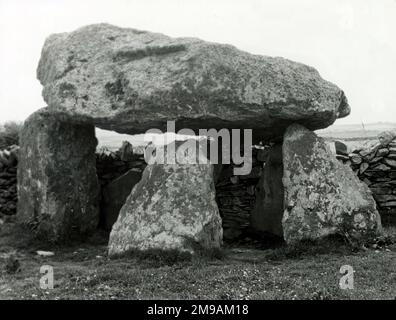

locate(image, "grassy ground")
(0, 222), (395, 300)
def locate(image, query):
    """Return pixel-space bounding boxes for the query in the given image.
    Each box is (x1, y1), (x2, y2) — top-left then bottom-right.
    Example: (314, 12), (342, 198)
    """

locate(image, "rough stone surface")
(108, 141), (222, 255)
(282, 124), (382, 244)
(17, 109), (100, 242)
(102, 169), (142, 230)
(334, 140), (348, 156)
(38, 23), (349, 141)
(250, 144), (284, 237)
(119, 141), (134, 161)
(378, 131), (396, 146)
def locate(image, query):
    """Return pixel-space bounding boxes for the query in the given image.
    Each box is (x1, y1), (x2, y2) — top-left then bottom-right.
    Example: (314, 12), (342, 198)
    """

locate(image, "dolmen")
(17, 24), (381, 255)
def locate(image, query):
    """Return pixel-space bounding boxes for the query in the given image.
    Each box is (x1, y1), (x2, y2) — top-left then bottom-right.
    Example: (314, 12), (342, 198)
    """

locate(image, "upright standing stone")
(108, 140), (222, 256)
(250, 144), (284, 236)
(119, 141), (134, 161)
(282, 124), (382, 244)
(17, 109), (100, 242)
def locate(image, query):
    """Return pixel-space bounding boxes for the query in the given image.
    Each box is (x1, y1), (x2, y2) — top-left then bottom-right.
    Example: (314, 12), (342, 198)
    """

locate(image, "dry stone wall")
(96, 146), (146, 187)
(336, 132), (396, 225)
(0, 145), (18, 218)
(216, 147), (264, 240)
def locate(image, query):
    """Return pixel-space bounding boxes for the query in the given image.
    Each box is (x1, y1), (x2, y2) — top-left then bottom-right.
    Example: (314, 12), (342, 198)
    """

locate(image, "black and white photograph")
(0, 0), (395, 306)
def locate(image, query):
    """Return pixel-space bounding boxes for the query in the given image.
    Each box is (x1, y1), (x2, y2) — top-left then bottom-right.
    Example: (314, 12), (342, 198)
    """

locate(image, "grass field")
(0, 222), (395, 300)
(316, 122), (396, 139)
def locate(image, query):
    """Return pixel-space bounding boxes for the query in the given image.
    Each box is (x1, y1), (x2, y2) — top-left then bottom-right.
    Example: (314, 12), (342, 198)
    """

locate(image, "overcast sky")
(0, 0), (395, 125)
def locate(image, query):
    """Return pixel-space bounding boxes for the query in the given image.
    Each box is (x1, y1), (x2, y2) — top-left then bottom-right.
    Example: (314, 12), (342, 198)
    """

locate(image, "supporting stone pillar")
(250, 144), (284, 237)
(17, 109), (100, 242)
(108, 140), (222, 256)
(282, 123), (382, 244)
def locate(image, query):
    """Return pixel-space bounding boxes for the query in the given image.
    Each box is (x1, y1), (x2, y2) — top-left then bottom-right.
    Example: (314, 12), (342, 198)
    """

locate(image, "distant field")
(316, 122), (396, 152)
(316, 122), (396, 140)
(96, 122), (396, 153)
(96, 129), (148, 151)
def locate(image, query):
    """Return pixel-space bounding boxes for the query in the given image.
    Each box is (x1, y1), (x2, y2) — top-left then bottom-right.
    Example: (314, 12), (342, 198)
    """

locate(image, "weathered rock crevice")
(250, 144), (284, 237)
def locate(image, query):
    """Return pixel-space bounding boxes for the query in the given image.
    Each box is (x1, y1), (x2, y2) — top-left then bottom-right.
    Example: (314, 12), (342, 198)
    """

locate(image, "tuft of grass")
(264, 234), (354, 261)
(110, 246), (225, 268)
(111, 248), (193, 266)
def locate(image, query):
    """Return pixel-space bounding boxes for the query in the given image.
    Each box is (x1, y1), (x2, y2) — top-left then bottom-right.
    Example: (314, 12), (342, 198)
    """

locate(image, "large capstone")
(282, 124), (382, 244)
(108, 140), (222, 256)
(17, 109), (100, 242)
(37, 23), (349, 141)
(250, 144), (284, 236)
